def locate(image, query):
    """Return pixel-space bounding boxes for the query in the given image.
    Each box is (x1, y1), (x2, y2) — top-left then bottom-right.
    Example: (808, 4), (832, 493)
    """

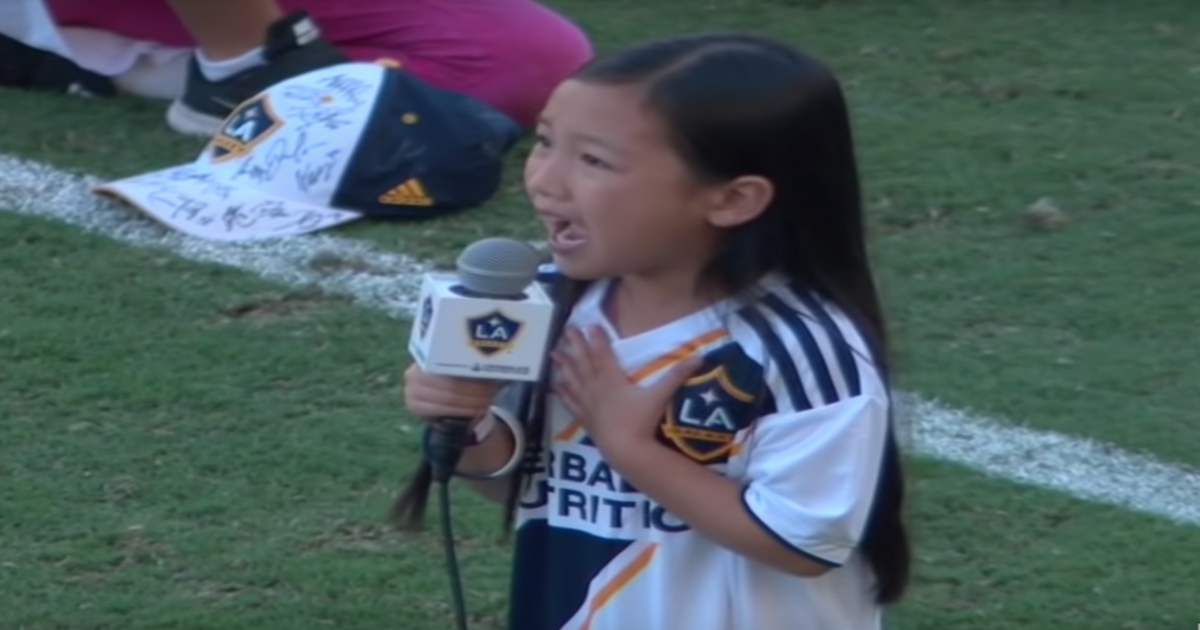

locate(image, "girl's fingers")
(555, 381), (583, 419)
(551, 350), (591, 418)
(410, 403), (486, 419)
(404, 385), (495, 422)
(553, 350), (592, 397)
(407, 385), (490, 408)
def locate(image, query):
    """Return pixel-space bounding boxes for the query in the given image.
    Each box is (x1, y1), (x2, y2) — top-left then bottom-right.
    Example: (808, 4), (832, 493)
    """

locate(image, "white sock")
(196, 46), (266, 82)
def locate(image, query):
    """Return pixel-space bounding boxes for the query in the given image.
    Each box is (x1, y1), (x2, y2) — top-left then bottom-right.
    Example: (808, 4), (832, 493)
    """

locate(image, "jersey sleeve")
(728, 282), (893, 567)
(738, 393), (889, 567)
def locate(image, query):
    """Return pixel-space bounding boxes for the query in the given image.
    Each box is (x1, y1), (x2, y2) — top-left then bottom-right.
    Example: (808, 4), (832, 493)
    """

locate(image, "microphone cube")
(408, 272), (556, 382)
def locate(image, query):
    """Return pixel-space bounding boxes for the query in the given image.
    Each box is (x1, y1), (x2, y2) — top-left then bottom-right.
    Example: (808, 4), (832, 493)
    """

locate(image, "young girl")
(400, 31), (911, 630)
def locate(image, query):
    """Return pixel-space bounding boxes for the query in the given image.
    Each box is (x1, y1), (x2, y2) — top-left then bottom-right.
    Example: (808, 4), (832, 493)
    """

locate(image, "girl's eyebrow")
(538, 116), (628, 155)
(573, 132), (625, 154)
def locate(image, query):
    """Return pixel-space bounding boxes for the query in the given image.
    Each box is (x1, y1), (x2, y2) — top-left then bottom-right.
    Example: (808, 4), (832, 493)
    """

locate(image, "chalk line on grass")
(0, 154), (430, 318)
(2, 151), (1199, 529)
(897, 394), (1200, 527)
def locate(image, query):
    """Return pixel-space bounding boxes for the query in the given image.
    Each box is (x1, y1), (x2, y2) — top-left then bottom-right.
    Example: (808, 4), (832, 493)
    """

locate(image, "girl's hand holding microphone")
(403, 364), (500, 420)
(401, 364), (518, 488)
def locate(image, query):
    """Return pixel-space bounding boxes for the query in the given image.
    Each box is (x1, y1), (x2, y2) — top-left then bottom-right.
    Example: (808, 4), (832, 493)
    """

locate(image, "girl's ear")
(705, 175), (774, 229)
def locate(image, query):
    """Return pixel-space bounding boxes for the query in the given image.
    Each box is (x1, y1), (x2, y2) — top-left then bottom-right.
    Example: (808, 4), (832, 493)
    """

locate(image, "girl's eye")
(581, 153), (611, 169)
(534, 133), (552, 148)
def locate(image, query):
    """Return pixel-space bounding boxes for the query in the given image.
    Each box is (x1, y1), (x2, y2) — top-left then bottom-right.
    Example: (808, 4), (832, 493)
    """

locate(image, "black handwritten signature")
(220, 200), (342, 233)
(278, 85), (360, 131)
(294, 149), (342, 193)
(315, 73), (373, 107)
(232, 131), (333, 185)
(291, 106), (357, 131)
(147, 187), (213, 225)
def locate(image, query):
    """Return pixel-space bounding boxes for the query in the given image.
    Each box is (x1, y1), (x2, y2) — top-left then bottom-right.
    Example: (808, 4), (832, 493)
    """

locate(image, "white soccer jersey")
(504, 271), (895, 630)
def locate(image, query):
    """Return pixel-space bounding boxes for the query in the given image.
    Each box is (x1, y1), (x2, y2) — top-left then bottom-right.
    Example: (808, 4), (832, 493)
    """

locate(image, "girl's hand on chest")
(551, 324), (700, 455)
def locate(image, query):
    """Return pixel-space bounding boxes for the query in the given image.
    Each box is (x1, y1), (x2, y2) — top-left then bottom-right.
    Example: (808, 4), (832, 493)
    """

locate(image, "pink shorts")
(46, 0), (593, 128)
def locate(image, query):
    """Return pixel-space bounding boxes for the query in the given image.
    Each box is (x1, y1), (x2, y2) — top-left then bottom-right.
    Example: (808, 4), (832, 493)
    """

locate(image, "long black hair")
(404, 31), (912, 604)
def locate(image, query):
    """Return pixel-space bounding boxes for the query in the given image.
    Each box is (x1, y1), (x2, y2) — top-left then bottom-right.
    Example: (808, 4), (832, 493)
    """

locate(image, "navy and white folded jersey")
(504, 272), (894, 630)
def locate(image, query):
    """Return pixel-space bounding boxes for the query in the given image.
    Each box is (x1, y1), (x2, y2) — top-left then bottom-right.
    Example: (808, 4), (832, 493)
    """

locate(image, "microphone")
(407, 236), (555, 483)
(399, 237), (554, 630)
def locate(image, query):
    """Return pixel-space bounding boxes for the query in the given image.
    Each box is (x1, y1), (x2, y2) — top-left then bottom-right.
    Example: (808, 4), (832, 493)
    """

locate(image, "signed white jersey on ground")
(503, 272), (898, 630)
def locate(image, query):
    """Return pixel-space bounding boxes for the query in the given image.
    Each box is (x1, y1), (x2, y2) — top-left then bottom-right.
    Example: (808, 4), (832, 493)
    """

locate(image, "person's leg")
(163, 0), (281, 60)
(310, 0), (592, 129)
(48, 0), (347, 135)
(46, 0), (591, 133)
(0, 0), (117, 97)
(162, 1), (347, 136)
(0, 31), (116, 97)
(105, 40), (191, 100)
(47, 0), (193, 46)
(459, 0), (592, 129)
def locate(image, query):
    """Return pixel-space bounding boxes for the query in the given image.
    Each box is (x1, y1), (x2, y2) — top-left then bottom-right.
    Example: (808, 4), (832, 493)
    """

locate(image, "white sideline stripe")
(0, 155), (430, 318)
(896, 394), (1200, 526)
(2, 152), (1198, 529)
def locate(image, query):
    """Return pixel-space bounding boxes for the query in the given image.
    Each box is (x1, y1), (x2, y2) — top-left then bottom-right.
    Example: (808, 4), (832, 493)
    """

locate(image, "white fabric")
(0, 0), (190, 98)
(0, 0), (73, 60)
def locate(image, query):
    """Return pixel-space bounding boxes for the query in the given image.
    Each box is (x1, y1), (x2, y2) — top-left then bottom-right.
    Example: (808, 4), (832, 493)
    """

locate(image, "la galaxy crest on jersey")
(209, 95), (284, 163)
(466, 310), (523, 356)
(660, 346), (768, 464)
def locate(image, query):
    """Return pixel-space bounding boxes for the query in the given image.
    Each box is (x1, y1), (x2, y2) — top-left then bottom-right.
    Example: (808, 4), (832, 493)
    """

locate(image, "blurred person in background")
(1, 0), (593, 134)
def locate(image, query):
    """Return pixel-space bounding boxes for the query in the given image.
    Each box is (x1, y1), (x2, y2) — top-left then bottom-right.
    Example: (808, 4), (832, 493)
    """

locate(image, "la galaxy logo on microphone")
(466, 310), (523, 356)
(660, 349), (766, 464)
(209, 95), (283, 163)
(418, 296), (433, 339)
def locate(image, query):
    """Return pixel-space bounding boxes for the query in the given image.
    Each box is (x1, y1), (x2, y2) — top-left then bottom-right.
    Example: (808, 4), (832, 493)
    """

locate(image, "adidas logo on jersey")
(378, 178), (434, 207)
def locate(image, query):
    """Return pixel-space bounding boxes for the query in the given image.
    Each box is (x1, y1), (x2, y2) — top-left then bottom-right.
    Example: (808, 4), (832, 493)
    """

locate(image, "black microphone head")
(455, 237), (542, 297)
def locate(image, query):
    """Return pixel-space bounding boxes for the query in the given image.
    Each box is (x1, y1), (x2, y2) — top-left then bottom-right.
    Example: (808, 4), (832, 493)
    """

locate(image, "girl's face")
(524, 80), (720, 283)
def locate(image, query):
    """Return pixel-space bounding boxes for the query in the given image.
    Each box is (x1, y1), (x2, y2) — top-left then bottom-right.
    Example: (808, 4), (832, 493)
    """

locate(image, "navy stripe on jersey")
(788, 284), (862, 397)
(761, 293), (839, 404)
(738, 284), (863, 411)
(736, 305), (812, 412)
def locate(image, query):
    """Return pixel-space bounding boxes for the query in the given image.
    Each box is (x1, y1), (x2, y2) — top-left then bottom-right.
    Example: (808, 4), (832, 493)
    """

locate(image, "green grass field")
(1, 1), (1198, 628)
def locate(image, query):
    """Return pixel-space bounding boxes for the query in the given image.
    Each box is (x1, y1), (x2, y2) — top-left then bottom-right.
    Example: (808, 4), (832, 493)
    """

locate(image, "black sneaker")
(166, 10), (348, 136)
(0, 33), (116, 98)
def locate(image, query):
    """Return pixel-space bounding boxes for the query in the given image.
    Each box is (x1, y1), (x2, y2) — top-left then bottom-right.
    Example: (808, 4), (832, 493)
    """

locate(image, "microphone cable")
(394, 237), (551, 630)
(429, 419), (474, 630)
(437, 478), (470, 630)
